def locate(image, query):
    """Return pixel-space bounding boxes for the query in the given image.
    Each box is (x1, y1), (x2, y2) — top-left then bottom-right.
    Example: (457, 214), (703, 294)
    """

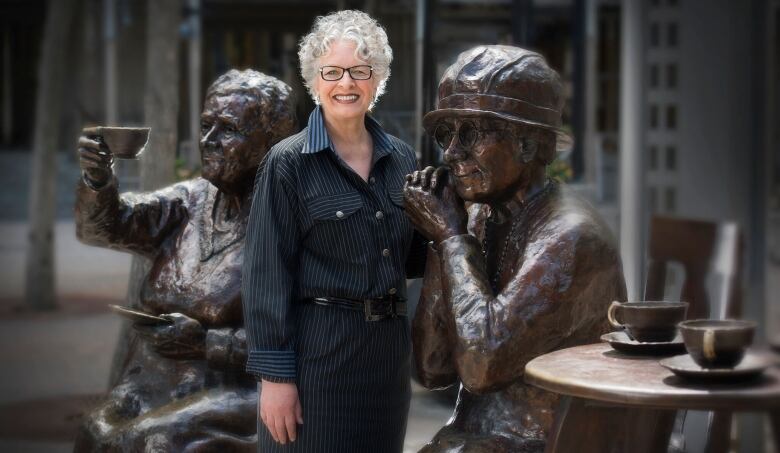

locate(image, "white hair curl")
(298, 10), (393, 108)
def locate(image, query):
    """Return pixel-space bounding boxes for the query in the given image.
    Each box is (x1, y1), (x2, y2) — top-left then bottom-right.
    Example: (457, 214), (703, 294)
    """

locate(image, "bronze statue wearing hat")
(404, 45), (626, 452)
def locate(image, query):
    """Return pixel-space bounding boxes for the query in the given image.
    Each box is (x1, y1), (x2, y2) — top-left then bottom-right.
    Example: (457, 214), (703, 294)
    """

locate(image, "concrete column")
(583, 0), (599, 195)
(414, 0), (425, 160)
(187, 0), (202, 169)
(103, 0), (118, 125)
(619, 0), (645, 301)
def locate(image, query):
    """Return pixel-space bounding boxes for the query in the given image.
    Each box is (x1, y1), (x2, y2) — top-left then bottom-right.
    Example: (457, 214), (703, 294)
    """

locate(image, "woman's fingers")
(295, 399), (303, 425)
(265, 414), (279, 443)
(285, 413), (298, 442)
(275, 416), (289, 444)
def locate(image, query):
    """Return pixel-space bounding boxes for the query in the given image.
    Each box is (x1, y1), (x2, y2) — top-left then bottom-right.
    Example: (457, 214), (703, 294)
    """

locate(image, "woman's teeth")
(334, 95), (358, 102)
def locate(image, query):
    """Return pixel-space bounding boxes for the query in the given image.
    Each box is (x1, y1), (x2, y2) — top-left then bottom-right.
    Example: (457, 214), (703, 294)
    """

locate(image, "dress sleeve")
(241, 151), (301, 383)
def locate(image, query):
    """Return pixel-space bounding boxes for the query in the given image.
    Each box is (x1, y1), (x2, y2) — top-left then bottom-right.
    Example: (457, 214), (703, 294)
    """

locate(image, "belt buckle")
(364, 299), (385, 322)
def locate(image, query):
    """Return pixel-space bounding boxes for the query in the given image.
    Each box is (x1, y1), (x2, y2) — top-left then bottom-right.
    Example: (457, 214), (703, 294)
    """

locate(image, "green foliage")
(546, 158), (573, 183)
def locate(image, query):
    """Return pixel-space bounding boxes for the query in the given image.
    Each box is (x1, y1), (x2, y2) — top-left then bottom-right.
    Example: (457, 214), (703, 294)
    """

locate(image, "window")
(650, 64), (659, 88)
(650, 145), (659, 170)
(650, 104), (659, 129)
(665, 187), (676, 212)
(650, 23), (660, 47)
(666, 63), (678, 89)
(666, 105), (677, 130)
(649, 187), (658, 213)
(667, 23), (678, 47)
(666, 146), (677, 170)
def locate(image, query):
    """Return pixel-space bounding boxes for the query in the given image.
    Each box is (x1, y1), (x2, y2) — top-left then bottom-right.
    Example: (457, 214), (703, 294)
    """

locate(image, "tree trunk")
(112, 0), (181, 385)
(25, 0), (79, 310)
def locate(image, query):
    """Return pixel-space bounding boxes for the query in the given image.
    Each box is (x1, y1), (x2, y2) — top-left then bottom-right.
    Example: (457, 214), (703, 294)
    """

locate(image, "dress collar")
(301, 106), (396, 159)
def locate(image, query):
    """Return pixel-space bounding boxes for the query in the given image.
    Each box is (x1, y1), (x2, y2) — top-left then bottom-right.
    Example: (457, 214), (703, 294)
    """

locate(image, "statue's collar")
(488, 180), (555, 224)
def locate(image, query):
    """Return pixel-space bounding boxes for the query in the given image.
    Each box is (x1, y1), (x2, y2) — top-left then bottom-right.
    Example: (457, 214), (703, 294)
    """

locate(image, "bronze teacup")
(678, 319), (756, 368)
(607, 301), (689, 342)
(93, 126), (151, 159)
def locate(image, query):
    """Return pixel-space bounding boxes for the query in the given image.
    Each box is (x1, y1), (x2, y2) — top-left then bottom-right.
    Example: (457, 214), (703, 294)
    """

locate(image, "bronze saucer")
(601, 331), (685, 355)
(659, 352), (774, 382)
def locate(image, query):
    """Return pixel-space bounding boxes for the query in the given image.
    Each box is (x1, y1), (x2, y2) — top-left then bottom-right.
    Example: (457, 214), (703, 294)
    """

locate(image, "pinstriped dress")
(242, 107), (427, 453)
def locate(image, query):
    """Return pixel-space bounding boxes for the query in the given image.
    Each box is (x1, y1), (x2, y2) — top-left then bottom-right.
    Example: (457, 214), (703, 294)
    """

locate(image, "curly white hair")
(298, 10), (393, 108)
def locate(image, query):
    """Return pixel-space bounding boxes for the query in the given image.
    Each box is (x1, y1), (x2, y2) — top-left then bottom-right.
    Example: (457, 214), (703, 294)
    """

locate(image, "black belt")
(303, 295), (407, 321)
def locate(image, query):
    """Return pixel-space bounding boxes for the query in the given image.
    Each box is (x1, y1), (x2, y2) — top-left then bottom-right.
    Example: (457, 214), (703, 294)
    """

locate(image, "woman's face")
(314, 40), (378, 123)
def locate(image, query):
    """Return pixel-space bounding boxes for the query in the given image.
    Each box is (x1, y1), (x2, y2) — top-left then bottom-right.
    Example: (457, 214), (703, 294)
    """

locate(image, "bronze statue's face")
(200, 93), (267, 193)
(438, 117), (528, 203)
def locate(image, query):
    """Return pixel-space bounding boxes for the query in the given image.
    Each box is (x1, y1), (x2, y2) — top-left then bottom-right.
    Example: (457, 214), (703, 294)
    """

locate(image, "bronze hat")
(423, 45), (572, 151)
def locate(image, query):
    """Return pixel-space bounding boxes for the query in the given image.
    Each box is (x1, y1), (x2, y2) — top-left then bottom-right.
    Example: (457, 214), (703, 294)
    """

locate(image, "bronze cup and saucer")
(660, 319), (772, 382)
(602, 301), (688, 355)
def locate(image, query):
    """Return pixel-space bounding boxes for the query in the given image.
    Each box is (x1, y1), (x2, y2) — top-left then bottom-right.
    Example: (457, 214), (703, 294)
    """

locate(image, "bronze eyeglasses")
(433, 120), (510, 150)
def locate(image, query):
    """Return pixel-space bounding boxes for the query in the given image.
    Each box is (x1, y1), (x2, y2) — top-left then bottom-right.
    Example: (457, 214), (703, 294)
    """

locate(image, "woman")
(242, 10), (427, 453)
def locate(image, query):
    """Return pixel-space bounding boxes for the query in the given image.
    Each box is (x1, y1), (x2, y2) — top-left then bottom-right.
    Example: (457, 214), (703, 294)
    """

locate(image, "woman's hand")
(78, 127), (114, 187)
(403, 166), (467, 243)
(260, 380), (303, 445)
(133, 313), (206, 359)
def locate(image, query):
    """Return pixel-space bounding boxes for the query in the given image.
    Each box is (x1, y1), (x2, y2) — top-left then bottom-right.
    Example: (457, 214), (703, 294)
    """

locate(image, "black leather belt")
(303, 296), (407, 321)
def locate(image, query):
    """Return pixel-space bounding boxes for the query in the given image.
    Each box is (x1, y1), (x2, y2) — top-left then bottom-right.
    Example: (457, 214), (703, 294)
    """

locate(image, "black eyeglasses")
(319, 65), (373, 81)
(433, 120), (509, 149)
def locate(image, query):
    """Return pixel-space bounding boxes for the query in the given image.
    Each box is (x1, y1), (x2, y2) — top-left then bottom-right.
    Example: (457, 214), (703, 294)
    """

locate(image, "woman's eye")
(326, 70), (339, 76)
(201, 122), (211, 133)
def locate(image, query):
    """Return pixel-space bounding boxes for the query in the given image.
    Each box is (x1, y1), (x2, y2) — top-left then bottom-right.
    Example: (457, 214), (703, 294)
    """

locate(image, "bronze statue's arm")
(412, 243), (458, 389)
(206, 327), (247, 369)
(437, 231), (583, 394)
(75, 176), (188, 258)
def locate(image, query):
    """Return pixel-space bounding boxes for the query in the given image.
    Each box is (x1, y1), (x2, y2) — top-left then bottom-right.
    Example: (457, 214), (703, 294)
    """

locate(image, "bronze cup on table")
(607, 301), (689, 342)
(85, 126), (151, 159)
(678, 319), (756, 368)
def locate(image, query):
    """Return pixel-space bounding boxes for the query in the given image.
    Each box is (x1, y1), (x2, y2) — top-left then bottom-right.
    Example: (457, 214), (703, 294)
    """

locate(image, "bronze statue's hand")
(133, 313), (206, 359)
(78, 127), (113, 187)
(403, 166), (467, 243)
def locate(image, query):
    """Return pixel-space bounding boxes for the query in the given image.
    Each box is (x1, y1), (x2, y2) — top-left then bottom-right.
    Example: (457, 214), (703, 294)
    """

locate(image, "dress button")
(388, 287), (397, 295)
(382, 248), (390, 257)
(336, 210), (344, 219)
(370, 177), (376, 184)
(375, 211), (384, 220)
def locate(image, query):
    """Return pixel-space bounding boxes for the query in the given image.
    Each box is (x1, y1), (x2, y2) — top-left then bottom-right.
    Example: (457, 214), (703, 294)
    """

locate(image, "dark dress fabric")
(242, 107), (426, 453)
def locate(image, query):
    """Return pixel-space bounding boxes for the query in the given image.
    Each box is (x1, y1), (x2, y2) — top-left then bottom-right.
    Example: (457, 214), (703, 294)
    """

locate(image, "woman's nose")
(337, 74), (356, 89)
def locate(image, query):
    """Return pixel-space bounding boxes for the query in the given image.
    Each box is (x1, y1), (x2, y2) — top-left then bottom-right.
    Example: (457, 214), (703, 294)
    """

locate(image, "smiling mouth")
(333, 94), (359, 104)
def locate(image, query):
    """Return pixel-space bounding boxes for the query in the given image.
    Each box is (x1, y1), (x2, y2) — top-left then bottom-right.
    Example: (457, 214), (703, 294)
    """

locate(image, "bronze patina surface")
(404, 45), (627, 452)
(72, 70), (297, 452)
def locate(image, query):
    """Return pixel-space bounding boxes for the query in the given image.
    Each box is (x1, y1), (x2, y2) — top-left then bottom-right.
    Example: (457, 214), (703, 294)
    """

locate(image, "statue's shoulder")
(539, 183), (619, 252)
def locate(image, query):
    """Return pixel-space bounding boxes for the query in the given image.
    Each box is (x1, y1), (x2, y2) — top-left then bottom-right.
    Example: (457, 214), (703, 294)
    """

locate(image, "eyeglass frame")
(432, 119), (513, 151)
(318, 65), (374, 81)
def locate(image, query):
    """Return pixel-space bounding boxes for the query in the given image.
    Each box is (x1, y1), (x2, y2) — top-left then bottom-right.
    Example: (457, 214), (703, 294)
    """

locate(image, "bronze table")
(525, 343), (780, 453)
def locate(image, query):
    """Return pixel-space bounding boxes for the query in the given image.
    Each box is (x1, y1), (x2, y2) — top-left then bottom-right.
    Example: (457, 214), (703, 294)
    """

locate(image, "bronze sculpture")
(72, 70), (297, 452)
(404, 45), (627, 452)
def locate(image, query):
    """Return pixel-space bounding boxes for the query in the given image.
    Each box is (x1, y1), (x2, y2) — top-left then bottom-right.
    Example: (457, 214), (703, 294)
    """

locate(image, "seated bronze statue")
(72, 69), (297, 452)
(404, 45), (627, 452)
